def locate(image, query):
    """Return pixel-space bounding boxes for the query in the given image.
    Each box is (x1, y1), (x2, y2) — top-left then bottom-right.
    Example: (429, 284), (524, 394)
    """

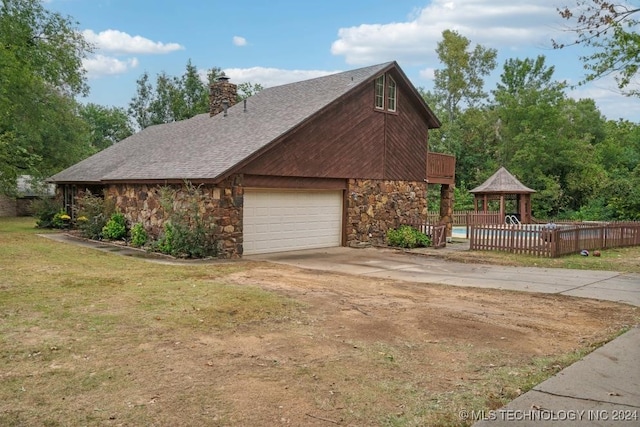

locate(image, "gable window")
(387, 76), (397, 112)
(374, 73), (397, 113)
(375, 75), (385, 109)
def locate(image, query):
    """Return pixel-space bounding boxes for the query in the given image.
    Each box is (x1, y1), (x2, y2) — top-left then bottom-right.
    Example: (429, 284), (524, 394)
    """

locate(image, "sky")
(47, 0), (639, 122)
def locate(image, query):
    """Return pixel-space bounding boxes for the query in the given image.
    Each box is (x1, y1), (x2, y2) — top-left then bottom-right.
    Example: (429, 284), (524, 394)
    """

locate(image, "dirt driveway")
(199, 258), (637, 426)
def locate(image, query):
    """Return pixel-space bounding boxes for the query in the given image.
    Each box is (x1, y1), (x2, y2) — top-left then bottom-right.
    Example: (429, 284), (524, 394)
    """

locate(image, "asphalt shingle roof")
(469, 167), (536, 194)
(50, 62), (397, 184)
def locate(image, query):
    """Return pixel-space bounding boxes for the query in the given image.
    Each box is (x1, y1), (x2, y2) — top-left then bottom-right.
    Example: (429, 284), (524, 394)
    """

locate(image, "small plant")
(387, 225), (431, 248)
(130, 223), (148, 247)
(153, 222), (175, 255)
(52, 210), (72, 229)
(101, 212), (128, 240)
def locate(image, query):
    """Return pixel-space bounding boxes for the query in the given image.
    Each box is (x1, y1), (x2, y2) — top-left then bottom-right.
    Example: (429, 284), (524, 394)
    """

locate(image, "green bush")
(387, 225), (431, 248)
(151, 182), (217, 258)
(51, 210), (72, 229)
(102, 212), (127, 240)
(76, 191), (115, 240)
(130, 223), (148, 247)
(33, 198), (63, 229)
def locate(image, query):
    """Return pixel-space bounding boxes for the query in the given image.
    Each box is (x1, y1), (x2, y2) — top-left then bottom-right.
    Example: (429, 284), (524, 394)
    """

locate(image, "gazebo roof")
(470, 167), (536, 194)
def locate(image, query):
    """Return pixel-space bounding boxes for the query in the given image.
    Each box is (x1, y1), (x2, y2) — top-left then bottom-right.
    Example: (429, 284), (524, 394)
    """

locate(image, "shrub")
(152, 182), (217, 258)
(387, 225), (431, 248)
(102, 212), (127, 240)
(33, 198), (63, 229)
(76, 191), (115, 240)
(51, 211), (72, 229)
(130, 223), (148, 247)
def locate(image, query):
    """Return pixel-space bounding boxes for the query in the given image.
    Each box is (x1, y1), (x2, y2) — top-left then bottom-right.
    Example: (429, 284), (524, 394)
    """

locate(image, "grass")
(438, 238), (640, 273)
(1, 217), (637, 426)
(0, 217), (304, 426)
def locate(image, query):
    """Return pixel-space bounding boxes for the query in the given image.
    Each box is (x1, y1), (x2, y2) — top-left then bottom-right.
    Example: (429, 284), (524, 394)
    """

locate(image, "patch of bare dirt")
(4, 263), (637, 426)
(112, 264), (635, 426)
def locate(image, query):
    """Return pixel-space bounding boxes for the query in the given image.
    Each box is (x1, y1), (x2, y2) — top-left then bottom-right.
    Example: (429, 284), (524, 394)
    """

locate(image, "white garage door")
(243, 190), (343, 255)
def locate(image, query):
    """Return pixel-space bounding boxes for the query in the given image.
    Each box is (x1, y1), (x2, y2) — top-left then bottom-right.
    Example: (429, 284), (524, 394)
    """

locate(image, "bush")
(387, 225), (431, 248)
(130, 223), (148, 247)
(33, 198), (63, 229)
(102, 212), (127, 240)
(76, 191), (115, 240)
(151, 182), (217, 258)
(51, 210), (72, 229)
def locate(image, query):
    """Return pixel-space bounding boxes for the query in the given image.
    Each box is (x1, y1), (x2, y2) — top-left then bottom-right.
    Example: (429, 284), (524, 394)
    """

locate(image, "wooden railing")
(469, 222), (640, 258)
(427, 152), (455, 185)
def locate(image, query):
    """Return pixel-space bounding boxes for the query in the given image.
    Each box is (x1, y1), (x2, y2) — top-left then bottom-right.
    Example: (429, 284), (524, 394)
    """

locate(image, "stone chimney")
(209, 73), (238, 117)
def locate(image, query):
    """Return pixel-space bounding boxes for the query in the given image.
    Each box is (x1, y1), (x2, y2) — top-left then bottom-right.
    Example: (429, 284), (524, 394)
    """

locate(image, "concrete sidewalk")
(249, 246), (640, 427)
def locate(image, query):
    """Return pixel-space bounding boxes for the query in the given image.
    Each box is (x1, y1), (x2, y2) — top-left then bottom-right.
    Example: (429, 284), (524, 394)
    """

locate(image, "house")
(49, 61), (455, 257)
(0, 175), (55, 217)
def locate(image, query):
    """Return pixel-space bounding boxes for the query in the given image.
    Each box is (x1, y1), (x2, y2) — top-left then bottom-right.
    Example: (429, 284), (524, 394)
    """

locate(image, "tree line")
(422, 26), (639, 221)
(1, 0), (638, 220)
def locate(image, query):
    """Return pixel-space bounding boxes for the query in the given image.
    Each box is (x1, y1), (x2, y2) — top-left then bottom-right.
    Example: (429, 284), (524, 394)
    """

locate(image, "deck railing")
(427, 152), (455, 185)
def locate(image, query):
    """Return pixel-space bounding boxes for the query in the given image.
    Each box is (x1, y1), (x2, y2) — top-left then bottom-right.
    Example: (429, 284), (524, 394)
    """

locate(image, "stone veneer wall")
(105, 176), (244, 258)
(347, 179), (428, 247)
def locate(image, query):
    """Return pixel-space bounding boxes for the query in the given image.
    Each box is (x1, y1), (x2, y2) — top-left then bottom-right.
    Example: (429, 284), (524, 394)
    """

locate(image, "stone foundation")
(346, 179), (427, 247)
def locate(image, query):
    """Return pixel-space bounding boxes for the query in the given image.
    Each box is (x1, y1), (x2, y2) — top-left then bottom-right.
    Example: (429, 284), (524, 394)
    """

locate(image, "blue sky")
(48, 0), (639, 122)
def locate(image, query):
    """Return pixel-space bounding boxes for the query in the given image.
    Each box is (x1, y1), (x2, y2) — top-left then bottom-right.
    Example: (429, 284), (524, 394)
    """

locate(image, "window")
(375, 75), (385, 109)
(387, 76), (397, 112)
(374, 73), (397, 112)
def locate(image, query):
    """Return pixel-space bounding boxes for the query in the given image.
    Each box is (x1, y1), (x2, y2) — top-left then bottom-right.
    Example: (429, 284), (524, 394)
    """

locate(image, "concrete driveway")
(248, 246), (640, 307)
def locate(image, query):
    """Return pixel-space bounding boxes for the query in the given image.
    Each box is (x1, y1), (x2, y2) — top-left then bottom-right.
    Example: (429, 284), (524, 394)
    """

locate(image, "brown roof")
(469, 167), (535, 194)
(49, 61), (440, 185)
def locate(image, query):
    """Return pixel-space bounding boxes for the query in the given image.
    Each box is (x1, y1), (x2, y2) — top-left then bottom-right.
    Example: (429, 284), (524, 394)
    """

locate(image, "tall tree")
(0, 0), (93, 192)
(554, 0), (640, 96)
(128, 71), (154, 130)
(128, 61), (223, 129)
(433, 29), (497, 123)
(492, 56), (607, 217)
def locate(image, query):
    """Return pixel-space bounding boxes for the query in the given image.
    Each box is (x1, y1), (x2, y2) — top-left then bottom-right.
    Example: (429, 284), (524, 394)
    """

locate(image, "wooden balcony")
(427, 151), (456, 185)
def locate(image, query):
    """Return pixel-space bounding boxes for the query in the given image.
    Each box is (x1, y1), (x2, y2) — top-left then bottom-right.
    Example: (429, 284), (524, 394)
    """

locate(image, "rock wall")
(106, 176), (244, 258)
(346, 179), (427, 247)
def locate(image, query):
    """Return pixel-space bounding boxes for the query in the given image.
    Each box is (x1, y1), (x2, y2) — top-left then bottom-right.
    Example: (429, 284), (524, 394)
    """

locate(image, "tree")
(79, 103), (133, 152)
(554, 0), (640, 96)
(128, 61), (222, 129)
(128, 71), (154, 130)
(433, 29), (497, 123)
(237, 82), (264, 100)
(0, 0), (93, 192)
(492, 56), (608, 217)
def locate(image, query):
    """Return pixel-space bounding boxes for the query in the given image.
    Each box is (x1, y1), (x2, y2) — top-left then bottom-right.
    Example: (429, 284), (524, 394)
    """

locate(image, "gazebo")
(470, 167), (536, 224)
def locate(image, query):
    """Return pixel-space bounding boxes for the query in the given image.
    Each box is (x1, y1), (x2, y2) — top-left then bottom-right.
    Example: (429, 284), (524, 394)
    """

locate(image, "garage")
(243, 190), (343, 255)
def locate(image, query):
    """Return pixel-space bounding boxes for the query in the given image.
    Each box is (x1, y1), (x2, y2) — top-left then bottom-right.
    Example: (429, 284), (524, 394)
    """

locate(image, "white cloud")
(331, 0), (563, 65)
(568, 75), (639, 122)
(83, 55), (139, 78)
(83, 29), (184, 54)
(221, 66), (342, 87)
(233, 36), (247, 47)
